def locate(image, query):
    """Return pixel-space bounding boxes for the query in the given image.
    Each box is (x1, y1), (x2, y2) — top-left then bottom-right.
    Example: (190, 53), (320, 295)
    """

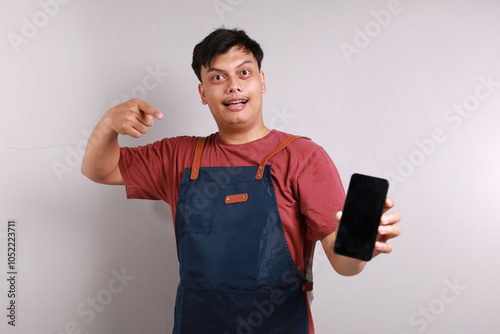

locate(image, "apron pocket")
(177, 181), (218, 234)
(178, 286), (308, 334)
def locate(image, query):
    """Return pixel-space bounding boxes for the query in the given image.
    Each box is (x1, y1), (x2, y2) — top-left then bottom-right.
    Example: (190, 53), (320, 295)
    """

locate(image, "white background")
(1, 0), (500, 333)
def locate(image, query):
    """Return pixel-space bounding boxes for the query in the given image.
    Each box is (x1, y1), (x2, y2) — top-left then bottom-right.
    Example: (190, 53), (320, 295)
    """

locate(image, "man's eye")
(213, 74), (224, 81)
(241, 70), (250, 76)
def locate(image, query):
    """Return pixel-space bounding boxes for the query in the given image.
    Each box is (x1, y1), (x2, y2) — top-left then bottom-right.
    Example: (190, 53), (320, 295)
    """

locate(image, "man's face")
(198, 45), (267, 134)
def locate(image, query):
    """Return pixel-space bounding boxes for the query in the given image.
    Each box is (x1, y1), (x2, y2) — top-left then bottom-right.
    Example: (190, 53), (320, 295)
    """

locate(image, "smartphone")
(333, 173), (389, 261)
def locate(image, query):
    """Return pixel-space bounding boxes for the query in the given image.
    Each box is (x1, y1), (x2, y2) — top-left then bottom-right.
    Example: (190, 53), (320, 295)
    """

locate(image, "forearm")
(81, 99), (162, 184)
(328, 250), (367, 276)
(81, 116), (122, 184)
(321, 231), (367, 276)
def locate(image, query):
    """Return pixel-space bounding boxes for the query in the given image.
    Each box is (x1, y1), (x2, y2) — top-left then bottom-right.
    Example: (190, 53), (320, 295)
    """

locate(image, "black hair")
(191, 28), (264, 82)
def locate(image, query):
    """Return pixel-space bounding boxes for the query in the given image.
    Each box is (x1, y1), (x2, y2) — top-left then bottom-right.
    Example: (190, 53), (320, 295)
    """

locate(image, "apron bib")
(173, 136), (311, 334)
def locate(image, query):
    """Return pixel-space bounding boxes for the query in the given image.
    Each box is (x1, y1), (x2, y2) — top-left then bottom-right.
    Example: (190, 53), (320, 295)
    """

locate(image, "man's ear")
(198, 83), (207, 105)
(260, 71), (267, 93)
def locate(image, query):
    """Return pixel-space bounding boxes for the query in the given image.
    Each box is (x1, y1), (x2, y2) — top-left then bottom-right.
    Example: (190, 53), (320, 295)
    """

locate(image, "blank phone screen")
(333, 173), (389, 261)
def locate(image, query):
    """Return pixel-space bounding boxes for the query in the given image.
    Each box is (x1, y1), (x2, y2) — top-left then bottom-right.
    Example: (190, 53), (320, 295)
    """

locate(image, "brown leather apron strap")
(190, 137), (206, 180)
(191, 135), (309, 180)
(255, 135), (309, 180)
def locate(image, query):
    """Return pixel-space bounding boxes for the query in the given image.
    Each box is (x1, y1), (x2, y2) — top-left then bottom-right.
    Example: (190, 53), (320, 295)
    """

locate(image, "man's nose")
(226, 76), (243, 94)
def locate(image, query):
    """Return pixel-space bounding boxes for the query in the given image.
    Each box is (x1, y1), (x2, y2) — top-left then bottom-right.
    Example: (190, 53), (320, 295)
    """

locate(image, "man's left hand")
(373, 197), (402, 257)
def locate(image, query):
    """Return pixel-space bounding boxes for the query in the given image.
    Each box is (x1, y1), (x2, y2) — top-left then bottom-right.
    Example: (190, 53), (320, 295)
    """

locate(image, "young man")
(82, 28), (401, 334)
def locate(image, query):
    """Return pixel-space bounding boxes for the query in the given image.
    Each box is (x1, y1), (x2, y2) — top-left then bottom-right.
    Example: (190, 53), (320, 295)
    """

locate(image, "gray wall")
(1, 0), (499, 333)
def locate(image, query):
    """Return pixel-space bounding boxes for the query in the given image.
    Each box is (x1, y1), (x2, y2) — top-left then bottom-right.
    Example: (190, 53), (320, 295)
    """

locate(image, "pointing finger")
(134, 98), (163, 120)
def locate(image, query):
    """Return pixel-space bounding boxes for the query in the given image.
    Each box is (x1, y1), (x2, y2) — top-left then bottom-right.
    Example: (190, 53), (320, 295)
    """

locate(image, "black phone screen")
(333, 173), (389, 261)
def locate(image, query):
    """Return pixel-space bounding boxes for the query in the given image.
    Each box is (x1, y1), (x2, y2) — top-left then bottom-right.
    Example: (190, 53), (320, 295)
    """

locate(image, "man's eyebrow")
(206, 60), (254, 73)
(236, 60), (254, 68)
(206, 66), (223, 73)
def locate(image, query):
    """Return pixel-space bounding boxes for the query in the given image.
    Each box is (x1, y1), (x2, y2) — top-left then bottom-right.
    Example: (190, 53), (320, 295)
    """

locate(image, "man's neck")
(218, 126), (272, 145)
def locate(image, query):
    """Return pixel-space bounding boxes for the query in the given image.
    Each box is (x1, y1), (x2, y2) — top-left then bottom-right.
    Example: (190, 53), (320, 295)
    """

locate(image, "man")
(82, 28), (401, 334)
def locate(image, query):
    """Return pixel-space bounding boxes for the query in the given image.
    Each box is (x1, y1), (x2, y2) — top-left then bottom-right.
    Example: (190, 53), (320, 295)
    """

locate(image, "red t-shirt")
(118, 129), (345, 274)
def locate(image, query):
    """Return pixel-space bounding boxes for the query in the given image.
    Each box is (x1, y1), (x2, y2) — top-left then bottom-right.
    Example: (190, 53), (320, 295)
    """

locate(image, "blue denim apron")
(173, 136), (312, 333)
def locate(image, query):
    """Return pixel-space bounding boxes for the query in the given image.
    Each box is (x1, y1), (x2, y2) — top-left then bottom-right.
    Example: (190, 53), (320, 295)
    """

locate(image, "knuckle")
(124, 113), (135, 121)
(122, 100), (133, 108)
(123, 99), (139, 110)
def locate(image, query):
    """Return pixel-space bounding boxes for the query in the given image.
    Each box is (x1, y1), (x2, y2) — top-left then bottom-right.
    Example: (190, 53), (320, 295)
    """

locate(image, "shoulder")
(265, 131), (338, 181)
(274, 130), (327, 158)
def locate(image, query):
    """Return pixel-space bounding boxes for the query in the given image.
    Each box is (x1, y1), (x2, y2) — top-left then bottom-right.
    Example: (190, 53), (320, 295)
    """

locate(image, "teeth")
(224, 100), (247, 106)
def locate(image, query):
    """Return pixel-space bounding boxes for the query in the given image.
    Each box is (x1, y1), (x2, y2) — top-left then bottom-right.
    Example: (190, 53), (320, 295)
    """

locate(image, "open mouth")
(223, 99), (248, 107)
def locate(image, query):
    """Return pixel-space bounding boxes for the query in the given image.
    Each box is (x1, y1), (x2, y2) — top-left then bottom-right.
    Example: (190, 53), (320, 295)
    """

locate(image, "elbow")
(81, 159), (123, 185)
(81, 160), (90, 179)
(80, 158), (103, 183)
(80, 158), (94, 181)
(81, 164), (98, 183)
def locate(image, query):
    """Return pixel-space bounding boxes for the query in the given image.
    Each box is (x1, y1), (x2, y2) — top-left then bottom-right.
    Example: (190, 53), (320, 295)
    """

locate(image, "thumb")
(334, 210), (342, 223)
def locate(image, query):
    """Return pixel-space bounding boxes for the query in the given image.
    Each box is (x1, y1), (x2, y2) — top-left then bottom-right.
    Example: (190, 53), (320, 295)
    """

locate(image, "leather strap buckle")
(301, 282), (314, 292)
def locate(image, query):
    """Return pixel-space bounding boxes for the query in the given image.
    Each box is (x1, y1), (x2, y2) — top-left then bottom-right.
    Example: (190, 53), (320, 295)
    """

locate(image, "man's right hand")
(81, 98), (163, 184)
(104, 98), (163, 138)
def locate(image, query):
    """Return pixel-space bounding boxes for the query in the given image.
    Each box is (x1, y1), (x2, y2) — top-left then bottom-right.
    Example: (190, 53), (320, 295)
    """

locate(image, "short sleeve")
(296, 147), (345, 241)
(118, 135), (198, 205)
(118, 140), (169, 201)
